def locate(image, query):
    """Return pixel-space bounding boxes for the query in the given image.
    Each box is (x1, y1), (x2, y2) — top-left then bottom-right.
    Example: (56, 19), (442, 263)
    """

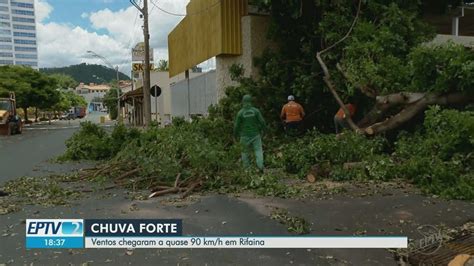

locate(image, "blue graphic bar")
(26, 237), (84, 249)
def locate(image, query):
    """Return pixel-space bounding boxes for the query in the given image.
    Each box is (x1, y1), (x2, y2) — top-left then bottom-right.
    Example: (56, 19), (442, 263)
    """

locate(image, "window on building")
(0, 37), (11, 43)
(0, 44), (12, 50)
(15, 46), (36, 52)
(13, 24), (35, 30)
(0, 0), (8, 4)
(0, 59), (13, 65)
(12, 17), (35, 23)
(13, 32), (35, 37)
(12, 9), (34, 16)
(0, 29), (10, 35)
(15, 53), (37, 59)
(0, 6), (8, 12)
(16, 61), (37, 66)
(11, 2), (34, 8)
(14, 39), (36, 45)
(0, 52), (13, 57)
(0, 21), (10, 28)
(0, 14), (9, 20)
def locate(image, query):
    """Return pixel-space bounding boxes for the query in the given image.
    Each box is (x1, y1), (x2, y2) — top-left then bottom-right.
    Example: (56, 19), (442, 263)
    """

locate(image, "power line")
(126, 0), (141, 49)
(150, 0), (221, 17)
(149, 0), (157, 14)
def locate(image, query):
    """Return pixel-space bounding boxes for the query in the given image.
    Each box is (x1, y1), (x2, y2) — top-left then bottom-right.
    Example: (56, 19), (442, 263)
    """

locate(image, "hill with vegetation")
(40, 63), (130, 84)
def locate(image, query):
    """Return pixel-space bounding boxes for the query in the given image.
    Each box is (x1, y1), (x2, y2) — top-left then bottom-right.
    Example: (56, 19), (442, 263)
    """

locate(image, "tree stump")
(306, 162), (331, 183)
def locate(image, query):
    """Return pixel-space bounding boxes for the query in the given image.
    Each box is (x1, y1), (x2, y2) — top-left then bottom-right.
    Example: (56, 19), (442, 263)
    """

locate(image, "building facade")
(75, 83), (112, 112)
(170, 70), (217, 119)
(168, 0), (273, 100)
(0, 0), (38, 69)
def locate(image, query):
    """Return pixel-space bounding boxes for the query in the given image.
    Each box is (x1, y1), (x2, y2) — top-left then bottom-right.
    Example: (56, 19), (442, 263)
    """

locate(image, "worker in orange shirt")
(280, 95), (305, 134)
(334, 103), (356, 134)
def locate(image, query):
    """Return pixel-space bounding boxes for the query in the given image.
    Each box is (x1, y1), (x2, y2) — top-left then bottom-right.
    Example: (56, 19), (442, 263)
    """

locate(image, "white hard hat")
(288, 95), (295, 101)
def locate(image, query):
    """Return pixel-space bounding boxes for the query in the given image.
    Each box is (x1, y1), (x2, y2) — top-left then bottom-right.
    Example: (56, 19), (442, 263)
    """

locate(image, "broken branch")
(116, 168), (141, 180)
(174, 173), (181, 188)
(316, 0), (363, 133)
(148, 187), (180, 199)
(364, 92), (473, 134)
(181, 180), (202, 199)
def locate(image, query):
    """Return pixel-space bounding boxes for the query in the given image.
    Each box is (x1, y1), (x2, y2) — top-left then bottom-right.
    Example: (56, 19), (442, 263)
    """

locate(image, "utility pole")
(185, 70), (190, 119)
(115, 66), (120, 122)
(131, 0), (152, 126)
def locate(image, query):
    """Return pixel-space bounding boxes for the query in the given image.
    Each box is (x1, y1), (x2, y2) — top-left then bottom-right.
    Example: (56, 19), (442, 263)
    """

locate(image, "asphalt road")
(0, 113), (472, 265)
(0, 113), (107, 182)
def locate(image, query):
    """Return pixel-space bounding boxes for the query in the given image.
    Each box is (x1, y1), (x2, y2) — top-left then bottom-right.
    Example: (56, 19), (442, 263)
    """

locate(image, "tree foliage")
(156, 60), (169, 71)
(103, 88), (119, 119)
(52, 90), (88, 112)
(49, 73), (78, 90)
(0, 65), (60, 120)
(277, 107), (473, 200)
(40, 63), (130, 84)
(215, 0), (473, 134)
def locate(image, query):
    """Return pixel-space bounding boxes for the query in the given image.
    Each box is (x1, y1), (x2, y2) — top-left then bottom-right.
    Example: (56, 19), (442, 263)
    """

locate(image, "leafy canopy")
(0, 65), (60, 112)
(215, 0), (472, 132)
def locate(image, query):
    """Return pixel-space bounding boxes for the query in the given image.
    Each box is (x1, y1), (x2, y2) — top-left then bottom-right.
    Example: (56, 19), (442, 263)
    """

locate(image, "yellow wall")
(168, 0), (247, 77)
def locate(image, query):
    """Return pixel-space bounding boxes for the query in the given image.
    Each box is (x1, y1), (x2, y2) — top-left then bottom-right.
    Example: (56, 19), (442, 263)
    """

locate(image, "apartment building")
(0, 0), (38, 69)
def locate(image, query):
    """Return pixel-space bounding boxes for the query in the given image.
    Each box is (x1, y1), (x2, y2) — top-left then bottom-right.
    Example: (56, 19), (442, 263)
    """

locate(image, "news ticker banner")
(26, 219), (407, 249)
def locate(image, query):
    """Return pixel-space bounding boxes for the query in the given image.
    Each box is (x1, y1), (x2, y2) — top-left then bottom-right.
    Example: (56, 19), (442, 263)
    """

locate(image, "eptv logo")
(26, 219), (83, 237)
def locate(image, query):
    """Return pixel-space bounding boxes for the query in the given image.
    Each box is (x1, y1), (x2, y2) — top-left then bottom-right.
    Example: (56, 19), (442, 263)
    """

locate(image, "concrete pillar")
(215, 15), (273, 101)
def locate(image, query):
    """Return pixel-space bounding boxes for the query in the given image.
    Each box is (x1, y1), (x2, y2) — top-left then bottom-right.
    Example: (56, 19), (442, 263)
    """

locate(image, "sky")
(35, 0), (194, 75)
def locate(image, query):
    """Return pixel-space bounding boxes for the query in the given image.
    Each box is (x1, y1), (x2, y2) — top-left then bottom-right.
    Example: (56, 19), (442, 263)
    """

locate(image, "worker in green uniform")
(234, 95), (266, 171)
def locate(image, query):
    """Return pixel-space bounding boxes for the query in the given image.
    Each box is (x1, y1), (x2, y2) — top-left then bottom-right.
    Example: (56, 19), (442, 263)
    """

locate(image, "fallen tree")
(280, 107), (474, 200)
(314, 0), (474, 135)
(241, 0), (473, 134)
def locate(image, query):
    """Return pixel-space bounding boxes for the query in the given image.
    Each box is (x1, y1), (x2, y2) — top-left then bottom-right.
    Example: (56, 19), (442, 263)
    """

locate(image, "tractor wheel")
(7, 122), (13, 136)
(16, 123), (22, 134)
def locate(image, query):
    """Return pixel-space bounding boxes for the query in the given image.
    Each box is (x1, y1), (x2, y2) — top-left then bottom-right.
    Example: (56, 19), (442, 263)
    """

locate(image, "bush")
(280, 131), (386, 176)
(112, 118), (239, 183)
(59, 122), (110, 160)
(392, 107), (474, 199)
(59, 122), (140, 161)
(60, 107), (473, 200)
(328, 107), (473, 200)
(275, 107), (473, 200)
(396, 106), (474, 160)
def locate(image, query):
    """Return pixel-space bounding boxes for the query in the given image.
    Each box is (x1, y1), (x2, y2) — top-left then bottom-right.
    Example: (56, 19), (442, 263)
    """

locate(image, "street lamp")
(86, 51), (121, 121)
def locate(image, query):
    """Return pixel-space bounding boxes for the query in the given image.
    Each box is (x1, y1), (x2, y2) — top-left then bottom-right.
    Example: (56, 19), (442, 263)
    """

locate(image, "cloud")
(35, 0), (191, 76)
(89, 0), (189, 49)
(35, 0), (53, 22)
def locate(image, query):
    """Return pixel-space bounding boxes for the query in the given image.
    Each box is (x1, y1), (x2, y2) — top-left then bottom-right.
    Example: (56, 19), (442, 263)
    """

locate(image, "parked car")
(74, 106), (87, 119)
(59, 112), (76, 120)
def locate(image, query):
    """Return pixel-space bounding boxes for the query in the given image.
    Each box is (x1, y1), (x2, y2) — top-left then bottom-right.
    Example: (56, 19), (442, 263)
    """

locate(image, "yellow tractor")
(0, 92), (22, 135)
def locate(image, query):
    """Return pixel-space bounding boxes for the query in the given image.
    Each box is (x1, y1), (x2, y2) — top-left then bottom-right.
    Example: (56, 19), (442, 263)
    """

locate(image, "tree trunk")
(314, 0), (362, 133)
(358, 92), (425, 127)
(35, 108), (38, 122)
(317, 52), (361, 132)
(23, 107), (28, 122)
(364, 92), (473, 135)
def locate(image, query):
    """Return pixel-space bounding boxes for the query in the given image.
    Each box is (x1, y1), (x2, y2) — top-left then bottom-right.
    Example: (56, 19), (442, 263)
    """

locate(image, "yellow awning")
(168, 0), (248, 77)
